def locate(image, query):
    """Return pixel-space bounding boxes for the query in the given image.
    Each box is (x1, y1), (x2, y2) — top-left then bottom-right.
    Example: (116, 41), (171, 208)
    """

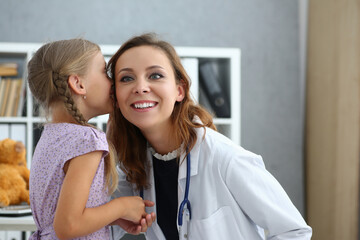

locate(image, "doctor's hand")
(140, 200), (156, 232)
(140, 211), (156, 232)
(112, 212), (156, 235)
(112, 218), (142, 235)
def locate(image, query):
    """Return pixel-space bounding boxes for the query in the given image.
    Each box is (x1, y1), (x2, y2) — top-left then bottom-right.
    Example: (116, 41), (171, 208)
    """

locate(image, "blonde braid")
(28, 39), (119, 195)
(52, 72), (87, 125)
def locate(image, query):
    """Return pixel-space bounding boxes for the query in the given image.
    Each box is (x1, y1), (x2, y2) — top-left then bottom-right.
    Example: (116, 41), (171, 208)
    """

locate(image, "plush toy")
(0, 138), (30, 207)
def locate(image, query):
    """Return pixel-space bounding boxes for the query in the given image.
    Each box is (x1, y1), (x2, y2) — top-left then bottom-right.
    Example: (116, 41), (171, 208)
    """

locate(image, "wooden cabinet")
(306, 0), (360, 239)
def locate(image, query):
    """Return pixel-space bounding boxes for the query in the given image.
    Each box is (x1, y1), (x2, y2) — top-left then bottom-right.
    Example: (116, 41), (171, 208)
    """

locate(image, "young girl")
(27, 39), (155, 239)
(107, 33), (312, 240)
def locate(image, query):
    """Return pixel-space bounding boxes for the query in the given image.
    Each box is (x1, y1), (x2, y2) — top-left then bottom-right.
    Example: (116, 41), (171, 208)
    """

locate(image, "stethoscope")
(140, 152), (192, 237)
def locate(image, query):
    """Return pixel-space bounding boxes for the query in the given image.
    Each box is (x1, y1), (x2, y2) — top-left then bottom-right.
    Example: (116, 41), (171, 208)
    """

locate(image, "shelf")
(213, 118), (233, 125)
(0, 216), (35, 231)
(0, 42), (240, 238)
(0, 117), (29, 123)
(0, 42), (240, 168)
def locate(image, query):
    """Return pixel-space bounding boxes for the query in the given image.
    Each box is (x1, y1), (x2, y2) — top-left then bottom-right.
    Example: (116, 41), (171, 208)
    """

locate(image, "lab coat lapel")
(178, 131), (201, 200)
(178, 129), (201, 182)
(144, 149), (167, 240)
(177, 128), (202, 239)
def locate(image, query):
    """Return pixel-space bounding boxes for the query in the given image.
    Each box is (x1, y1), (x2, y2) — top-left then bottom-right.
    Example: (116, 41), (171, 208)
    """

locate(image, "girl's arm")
(53, 151), (150, 239)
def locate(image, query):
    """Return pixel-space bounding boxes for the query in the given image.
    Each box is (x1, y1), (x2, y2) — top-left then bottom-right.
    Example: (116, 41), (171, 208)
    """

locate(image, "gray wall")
(0, 0), (306, 215)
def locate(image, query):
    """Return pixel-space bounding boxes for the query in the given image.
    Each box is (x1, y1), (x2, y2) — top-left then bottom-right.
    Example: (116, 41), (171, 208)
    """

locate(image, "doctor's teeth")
(134, 102), (155, 109)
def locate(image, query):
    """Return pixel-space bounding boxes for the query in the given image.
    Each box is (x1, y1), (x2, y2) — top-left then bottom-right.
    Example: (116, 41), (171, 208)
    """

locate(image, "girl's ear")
(68, 75), (86, 95)
(176, 81), (185, 102)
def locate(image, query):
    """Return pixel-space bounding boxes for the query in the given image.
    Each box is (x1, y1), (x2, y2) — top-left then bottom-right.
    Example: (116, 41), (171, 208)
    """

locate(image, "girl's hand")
(117, 197), (155, 223)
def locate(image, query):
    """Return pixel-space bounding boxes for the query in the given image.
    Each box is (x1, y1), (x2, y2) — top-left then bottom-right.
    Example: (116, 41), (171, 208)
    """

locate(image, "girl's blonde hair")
(107, 33), (216, 190)
(27, 39), (118, 194)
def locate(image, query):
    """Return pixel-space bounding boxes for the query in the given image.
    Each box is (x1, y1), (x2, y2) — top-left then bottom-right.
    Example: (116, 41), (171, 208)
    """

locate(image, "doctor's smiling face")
(114, 45), (185, 135)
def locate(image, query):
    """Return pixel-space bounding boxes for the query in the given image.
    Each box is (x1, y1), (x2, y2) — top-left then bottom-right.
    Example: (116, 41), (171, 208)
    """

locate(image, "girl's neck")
(51, 103), (84, 124)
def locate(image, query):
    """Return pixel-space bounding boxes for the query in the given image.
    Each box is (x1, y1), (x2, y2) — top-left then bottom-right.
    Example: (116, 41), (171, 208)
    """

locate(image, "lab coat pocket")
(189, 206), (244, 240)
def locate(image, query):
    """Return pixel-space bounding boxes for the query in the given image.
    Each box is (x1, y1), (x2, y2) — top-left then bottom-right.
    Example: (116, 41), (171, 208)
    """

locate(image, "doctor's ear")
(68, 75), (86, 95)
(176, 80), (185, 102)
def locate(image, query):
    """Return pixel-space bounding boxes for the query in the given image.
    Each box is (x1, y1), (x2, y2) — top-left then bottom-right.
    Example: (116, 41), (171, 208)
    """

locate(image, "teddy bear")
(0, 138), (30, 207)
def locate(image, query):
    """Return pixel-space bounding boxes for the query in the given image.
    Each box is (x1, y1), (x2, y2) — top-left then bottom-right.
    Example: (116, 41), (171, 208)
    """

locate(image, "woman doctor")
(107, 33), (312, 240)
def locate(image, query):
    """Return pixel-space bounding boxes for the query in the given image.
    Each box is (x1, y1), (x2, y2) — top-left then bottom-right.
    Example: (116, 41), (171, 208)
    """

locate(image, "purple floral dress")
(29, 123), (110, 239)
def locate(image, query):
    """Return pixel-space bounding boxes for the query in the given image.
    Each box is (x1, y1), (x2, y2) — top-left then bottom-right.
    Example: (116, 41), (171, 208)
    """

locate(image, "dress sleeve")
(224, 153), (312, 239)
(59, 127), (109, 165)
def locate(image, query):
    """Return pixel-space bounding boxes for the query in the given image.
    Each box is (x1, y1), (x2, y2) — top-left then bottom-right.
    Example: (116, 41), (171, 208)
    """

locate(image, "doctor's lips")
(131, 101), (158, 109)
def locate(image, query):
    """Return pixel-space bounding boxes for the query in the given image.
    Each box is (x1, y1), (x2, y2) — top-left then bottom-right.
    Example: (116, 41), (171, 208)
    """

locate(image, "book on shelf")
(199, 61), (231, 118)
(5, 78), (16, 116)
(6, 78), (22, 117)
(0, 63), (18, 77)
(13, 78), (25, 116)
(0, 78), (24, 117)
(0, 78), (11, 116)
(17, 76), (27, 117)
(0, 78), (6, 112)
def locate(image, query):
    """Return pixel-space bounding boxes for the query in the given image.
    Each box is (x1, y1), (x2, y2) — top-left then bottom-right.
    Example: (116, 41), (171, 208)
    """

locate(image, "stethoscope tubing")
(178, 152), (192, 226)
(140, 152), (192, 227)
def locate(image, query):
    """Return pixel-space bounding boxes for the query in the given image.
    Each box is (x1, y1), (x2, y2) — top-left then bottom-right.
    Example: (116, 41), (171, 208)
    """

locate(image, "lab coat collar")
(144, 140), (200, 181)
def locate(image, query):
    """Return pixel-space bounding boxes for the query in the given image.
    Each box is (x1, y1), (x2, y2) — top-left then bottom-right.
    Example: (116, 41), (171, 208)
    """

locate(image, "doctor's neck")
(141, 125), (181, 155)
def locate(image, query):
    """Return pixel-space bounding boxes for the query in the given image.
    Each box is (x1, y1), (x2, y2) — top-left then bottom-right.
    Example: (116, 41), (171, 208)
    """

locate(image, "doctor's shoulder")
(198, 127), (265, 168)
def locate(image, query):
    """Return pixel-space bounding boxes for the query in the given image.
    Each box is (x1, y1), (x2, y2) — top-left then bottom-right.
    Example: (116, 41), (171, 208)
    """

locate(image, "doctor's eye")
(120, 76), (134, 82)
(149, 73), (163, 80)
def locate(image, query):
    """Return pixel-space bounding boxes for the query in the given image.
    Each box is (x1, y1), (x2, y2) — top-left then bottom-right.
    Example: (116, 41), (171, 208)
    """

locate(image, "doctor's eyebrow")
(146, 65), (165, 71)
(117, 68), (132, 75)
(117, 65), (165, 76)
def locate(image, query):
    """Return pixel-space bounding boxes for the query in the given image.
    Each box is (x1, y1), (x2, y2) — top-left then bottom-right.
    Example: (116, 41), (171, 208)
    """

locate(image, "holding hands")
(112, 196), (156, 235)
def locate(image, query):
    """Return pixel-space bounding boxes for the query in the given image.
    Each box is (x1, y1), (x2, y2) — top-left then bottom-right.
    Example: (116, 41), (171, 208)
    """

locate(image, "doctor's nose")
(133, 79), (150, 94)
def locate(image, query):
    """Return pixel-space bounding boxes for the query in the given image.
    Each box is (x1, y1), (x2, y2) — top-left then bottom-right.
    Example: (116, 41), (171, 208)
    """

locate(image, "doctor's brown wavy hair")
(107, 33), (216, 190)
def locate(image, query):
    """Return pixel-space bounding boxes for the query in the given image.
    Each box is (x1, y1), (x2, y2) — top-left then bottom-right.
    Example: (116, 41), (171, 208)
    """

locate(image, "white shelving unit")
(176, 46), (241, 144)
(0, 42), (240, 239)
(0, 43), (241, 166)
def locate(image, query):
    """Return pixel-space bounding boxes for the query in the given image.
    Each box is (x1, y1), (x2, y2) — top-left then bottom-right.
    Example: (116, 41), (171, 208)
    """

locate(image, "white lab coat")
(111, 126), (312, 240)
